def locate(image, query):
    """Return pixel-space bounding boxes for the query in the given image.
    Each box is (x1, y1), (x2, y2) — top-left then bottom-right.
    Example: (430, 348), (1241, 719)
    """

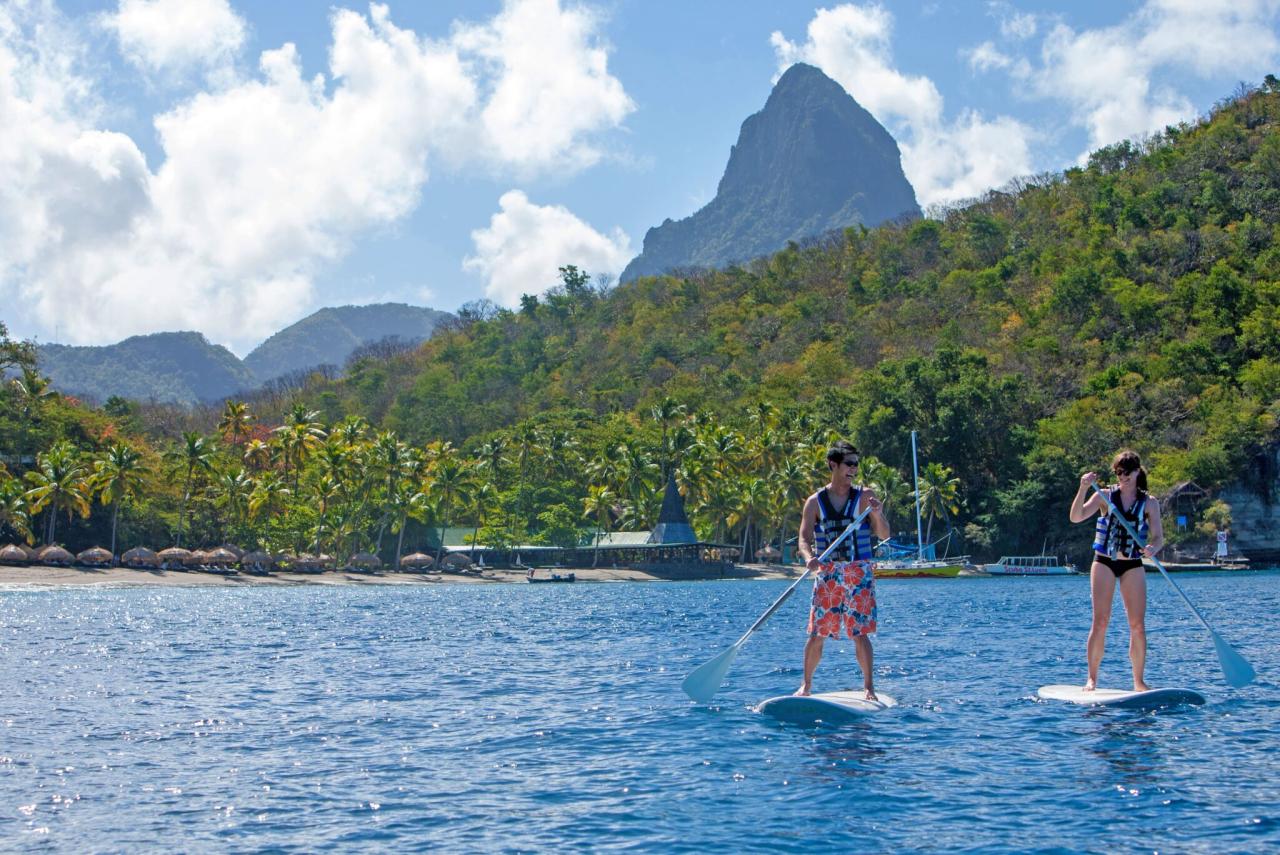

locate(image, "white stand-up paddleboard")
(756, 691), (898, 724)
(1037, 684), (1206, 710)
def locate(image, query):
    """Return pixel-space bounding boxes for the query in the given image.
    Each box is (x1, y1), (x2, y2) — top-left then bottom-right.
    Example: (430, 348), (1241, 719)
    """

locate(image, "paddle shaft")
(1090, 483), (1213, 633)
(733, 504), (873, 646)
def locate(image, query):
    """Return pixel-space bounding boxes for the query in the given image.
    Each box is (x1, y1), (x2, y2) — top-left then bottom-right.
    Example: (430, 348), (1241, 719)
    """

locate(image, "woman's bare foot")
(1134, 681), (1151, 692)
(1083, 679), (1096, 692)
(794, 684), (811, 697)
(864, 687), (878, 702)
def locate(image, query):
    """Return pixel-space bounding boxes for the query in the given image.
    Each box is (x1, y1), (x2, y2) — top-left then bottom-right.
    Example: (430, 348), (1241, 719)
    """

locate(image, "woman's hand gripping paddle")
(681, 505), (873, 703)
(1092, 483), (1256, 688)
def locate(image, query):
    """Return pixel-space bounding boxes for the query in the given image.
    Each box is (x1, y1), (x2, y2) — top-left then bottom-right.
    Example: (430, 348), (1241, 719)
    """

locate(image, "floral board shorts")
(807, 559), (877, 639)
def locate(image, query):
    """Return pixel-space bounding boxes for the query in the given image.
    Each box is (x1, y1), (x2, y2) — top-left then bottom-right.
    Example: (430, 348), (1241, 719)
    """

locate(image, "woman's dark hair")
(1112, 449), (1148, 491)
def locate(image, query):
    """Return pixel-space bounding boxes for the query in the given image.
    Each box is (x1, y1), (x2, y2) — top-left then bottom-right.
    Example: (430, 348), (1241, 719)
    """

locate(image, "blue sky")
(3, 0), (1279, 354)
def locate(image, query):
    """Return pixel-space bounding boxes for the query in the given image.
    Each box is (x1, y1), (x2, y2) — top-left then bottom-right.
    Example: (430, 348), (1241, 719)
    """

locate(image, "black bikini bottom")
(1095, 553), (1143, 578)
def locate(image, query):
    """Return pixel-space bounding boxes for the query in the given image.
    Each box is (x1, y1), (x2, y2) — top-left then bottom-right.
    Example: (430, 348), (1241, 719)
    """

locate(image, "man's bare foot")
(1083, 679), (1096, 692)
(794, 684), (811, 697)
(864, 688), (878, 702)
(1134, 681), (1151, 692)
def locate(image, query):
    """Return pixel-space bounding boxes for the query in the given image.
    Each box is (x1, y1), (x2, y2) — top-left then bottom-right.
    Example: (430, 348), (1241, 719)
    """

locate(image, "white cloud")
(771, 4), (1035, 206)
(463, 190), (630, 306)
(967, 40), (1012, 73)
(449, 0), (635, 173)
(1034, 0), (1280, 154)
(100, 0), (246, 78)
(0, 0), (633, 353)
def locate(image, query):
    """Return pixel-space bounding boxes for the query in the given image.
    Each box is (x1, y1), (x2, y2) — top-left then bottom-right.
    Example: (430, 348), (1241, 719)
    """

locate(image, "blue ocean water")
(1, 573), (1277, 853)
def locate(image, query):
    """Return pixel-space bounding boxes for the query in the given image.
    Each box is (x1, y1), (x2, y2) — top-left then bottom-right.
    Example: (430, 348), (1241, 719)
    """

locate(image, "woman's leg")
(1086, 560), (1116, 690)
(1117, 565), (1149, 691)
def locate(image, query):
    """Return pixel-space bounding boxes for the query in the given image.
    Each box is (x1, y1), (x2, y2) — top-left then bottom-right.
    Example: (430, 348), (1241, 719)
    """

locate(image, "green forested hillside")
(301, 81), (1279, 551)
(3, 81), (1278, 564)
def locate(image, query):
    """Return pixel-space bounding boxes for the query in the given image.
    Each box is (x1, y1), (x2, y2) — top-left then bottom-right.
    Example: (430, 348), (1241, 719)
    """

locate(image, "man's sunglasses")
(842, 457), (860, 467)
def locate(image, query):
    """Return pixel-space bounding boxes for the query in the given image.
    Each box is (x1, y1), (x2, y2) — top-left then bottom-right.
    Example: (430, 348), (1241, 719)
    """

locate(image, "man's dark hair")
(826, 440), (858, 463)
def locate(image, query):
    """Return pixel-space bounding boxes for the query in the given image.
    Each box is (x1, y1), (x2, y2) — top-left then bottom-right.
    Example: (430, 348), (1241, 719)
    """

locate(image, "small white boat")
(983, 555), (1078, 576)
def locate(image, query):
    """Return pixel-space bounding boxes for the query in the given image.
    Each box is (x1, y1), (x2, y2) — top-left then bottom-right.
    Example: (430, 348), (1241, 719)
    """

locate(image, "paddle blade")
(1212, 630), (1257, 688)
(682, 644), (740, 703)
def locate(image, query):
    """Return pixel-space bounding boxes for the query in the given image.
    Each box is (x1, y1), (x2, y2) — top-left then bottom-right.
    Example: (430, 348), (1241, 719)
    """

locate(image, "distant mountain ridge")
(244, 303), (453, 384)
(620, 63), (921, 282)
(36, 303), (453, 404)
(37, 332), (255, 404)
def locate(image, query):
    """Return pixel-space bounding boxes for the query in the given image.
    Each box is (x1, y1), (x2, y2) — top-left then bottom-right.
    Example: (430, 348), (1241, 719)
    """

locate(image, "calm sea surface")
(1, 572), (1277, 853)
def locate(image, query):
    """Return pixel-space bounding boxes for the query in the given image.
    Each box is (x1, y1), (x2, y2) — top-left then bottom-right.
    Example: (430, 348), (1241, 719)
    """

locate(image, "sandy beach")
(0, 562), (801, 589)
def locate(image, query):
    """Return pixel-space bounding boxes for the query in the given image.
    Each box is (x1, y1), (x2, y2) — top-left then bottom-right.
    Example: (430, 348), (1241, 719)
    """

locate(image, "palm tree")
(23, 441), (91, 544)
(273, 404), (326, 492)
(165, 432), (215, 547)
(217, 401), (254, 447)
(735, 476), (771, 562)
(583, 483), (617, 567)
(861, 457), (911, 530)
(916, 462), (962, 546)
(213, 468), (255, 547)
(651, 396), (686, 480)
(0, 474), (34, 544)
(91, 443), (149, 559)
(466, 481), (499, 561)
(242, 438), (271, 472)
(771, 456), (813, 563)
(429, 450), (475, 566)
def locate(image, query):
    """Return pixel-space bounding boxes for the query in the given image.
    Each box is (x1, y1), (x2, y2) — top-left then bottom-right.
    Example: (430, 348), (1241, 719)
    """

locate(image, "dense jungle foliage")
(3, 80), (1279, 565)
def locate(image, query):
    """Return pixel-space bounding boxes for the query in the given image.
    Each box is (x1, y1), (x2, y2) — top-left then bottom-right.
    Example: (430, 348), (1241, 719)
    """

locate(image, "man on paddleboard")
(795, 440), (889, 699)
(1069, 450), (1165, 692)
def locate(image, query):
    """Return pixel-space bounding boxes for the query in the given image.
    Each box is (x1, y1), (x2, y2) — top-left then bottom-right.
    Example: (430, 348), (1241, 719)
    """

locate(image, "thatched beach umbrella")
(37, 545), (74, 566)
(20, 544), (39, 561)
(755, 544), (781, 563)
(349, 551), (382, 570)
(122, 547), (160, 568)
(77, 546), (113, 567)
(291, 554), (321, 572)
(206, 547), (238, 565)
(400, 552), (434, 571)
(185, 549), (211, 567)
(219, 544), (245, 559)
(238, 550), (274, 575)
(157, 547), (192, 569)
(1, 544), (30, 564)
(440, 552), (473, 571)
(316, 553), (337, 569)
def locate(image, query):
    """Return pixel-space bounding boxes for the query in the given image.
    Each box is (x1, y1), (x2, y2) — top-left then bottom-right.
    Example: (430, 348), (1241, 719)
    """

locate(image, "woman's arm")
(1068, 472), (1103, 523)
(1142, 497), (1164, 557)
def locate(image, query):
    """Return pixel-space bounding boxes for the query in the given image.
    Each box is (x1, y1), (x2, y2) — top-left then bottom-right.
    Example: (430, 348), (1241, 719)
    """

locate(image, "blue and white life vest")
(1093, 487), (1149, 558)
(816, 487), (873, 561)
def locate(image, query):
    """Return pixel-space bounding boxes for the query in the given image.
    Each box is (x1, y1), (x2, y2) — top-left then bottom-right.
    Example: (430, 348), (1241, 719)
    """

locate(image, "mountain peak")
(620, 63), (919, 282)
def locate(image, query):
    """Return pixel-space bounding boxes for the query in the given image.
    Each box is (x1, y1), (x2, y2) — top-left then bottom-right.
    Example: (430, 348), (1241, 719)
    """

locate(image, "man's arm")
(797, 495), (819, 569)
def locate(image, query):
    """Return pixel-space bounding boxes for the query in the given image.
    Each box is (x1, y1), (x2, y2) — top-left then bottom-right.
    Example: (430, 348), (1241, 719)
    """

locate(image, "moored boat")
(1143, 556), (1256, 572)
(875, 559), (966, 578)
(526, 570), (576, 583)
(983, 555), (1078, 576)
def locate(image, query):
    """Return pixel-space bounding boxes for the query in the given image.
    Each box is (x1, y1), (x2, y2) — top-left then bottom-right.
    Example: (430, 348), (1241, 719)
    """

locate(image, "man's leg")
(797, 634), (824, 695)
(854, 635), (876, 700)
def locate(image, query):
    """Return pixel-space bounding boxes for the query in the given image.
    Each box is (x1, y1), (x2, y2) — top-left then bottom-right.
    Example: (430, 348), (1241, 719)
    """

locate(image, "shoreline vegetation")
(0, 561), (802, 590)
(4, 81), (1280, 569)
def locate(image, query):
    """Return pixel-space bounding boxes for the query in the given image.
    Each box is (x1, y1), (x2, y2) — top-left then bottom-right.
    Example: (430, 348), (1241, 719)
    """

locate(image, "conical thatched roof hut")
(219, 544), (245, 559)
(1, 544), (30, 564)
(400, 552), (434, 570)
(185, 549), (210, 567)
(122, 547), (160, 568)
(440, 552), (473, 570)
(157, 547), (192, 569)
(206, 547), (238, 565)
(20, 544), (39, 561)
(349, 551), (382, 570)
(755, 544), (781, 563)
(37, 545), (74, 566)
(77, 546), (113, 566)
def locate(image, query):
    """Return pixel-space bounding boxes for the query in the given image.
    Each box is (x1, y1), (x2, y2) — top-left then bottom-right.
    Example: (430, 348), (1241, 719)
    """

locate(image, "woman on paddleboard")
(1069, 450), (1165, 692)
(795, 440), (889, 699)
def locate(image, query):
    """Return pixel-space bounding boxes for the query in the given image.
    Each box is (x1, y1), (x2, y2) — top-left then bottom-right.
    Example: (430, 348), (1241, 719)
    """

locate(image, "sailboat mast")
(912, 430), (924, 561)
